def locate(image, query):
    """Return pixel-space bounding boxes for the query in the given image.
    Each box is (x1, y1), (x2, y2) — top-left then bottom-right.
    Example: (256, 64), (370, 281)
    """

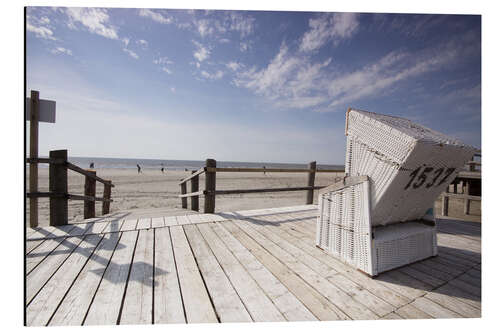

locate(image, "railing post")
(84, 170), (96, 219)
(180, 182), (187, 209)
(306, 161), (316, 204)
(191, 170), (199, 211)
(102, 182), (112, 215)
(442, 186), (449, 217)
(49, 149), (68, 226)
(463, 181), (470, 215)
(204, 159), (216, 213)
(29, 90), (39, 228)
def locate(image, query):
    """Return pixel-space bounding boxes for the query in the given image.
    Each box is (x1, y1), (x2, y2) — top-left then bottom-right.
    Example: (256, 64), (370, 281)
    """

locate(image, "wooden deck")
(25, 205), (481, 326)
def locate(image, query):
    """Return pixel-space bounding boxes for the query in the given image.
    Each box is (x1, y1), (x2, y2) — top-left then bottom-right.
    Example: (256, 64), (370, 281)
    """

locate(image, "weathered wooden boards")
(25, 205), (481, 326)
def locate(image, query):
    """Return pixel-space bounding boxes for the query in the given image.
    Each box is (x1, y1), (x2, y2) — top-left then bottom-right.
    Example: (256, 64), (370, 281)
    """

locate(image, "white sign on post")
(26, 97), (56, 123)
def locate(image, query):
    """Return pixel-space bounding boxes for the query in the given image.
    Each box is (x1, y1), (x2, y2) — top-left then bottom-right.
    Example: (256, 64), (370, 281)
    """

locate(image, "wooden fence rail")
(178, 158), (344, 213)
(26, 149), (114, 227)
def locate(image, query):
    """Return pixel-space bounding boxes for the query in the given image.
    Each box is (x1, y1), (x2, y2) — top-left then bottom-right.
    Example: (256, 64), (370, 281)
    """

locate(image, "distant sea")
(55, 156), (344, 172)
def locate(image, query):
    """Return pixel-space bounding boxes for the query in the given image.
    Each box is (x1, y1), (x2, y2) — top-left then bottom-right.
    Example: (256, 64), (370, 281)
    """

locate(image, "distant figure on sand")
(263, 166), (266, 175)
(137, 164), (141, 173)
(89, 162), (94, 169)
(161, 163), (165, 173)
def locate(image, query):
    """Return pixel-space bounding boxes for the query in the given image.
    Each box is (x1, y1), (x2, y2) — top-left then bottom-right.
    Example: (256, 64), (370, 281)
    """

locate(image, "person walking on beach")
(161, 163), (165, 173)
(263, 165), (266, 175)
(137, 164), (141, 173)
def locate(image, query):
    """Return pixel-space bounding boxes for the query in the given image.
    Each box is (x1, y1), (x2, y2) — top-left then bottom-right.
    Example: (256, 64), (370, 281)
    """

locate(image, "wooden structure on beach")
(178, 159), (343, 213)
(26, 149), (114, 227)
(441, 154), (482, 217)
(25, 205), (481, 325)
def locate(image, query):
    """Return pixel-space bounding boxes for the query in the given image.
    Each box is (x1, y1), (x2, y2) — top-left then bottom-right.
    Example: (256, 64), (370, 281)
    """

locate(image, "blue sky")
(26, 7), (481, 164)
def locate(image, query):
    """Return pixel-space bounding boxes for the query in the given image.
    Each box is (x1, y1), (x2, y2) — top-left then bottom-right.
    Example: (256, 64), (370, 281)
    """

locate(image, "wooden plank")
(457, 272), (481, 288)
(100, 219), (124, 234)
(425, 291), (481, 317)
(234, 220), (378, 320)
(398, 266), (446, 288)
(382, 312), (403, 320)
(163, 216), (178, 227)
(26, 237), (67, 273)
(29, 90), (39, 228)
(210, 222), (317, 322)
(395, 303), (433, 319)
(26, 239), (44, 254)
(136, 218), (151, 230)
(77, 221), (108, 236)
(274, 216), (411, 308)
(448, 278), (481, 298)
(197, 223), (286, 321)
(213, 186), (324, 196)
(84, 231), (139, 325)
(186, 214), (203, 224)
(49, 149), (68, 226)
(49, 232), (122, 326)
(154, 227), (185, 324)
(120, 219), (138, 232)
(410, 297), (462, 318)
(377, 270), (432, 299)
(175, 215), (191, 225)
(26, 236), (84, 303)
(120, 229), (154, 325)
(408, 261), (455, 282)
(184, 224), (252, 322)
(27, 234), (103, 326)
(169, 226), (218, 323)
(27, 224), (77, 240)
(151, 217), (165, 229)
(432, 283), (481, 309)
(244, 215), (394, 317)
(204, 159), (216, 213)
(222, 221), (348, 321)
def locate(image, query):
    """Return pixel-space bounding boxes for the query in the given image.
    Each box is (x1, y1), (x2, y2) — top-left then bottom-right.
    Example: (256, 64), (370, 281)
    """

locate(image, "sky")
(26, 7), (481, 164)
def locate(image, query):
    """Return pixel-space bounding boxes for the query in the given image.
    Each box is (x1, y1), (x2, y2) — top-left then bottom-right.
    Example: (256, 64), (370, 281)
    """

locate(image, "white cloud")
(26, 14), (56, 40)
(170, 87), (176, 93)
(229, 12), (255, 37)
(226, 61), (243, 71)
(138, 9), (172, 24)
(123, 48), (139, 59)
(192, 41), (210, 62)
(66, 8), (119, 40)
(326, 49), (457, 108)
(51, 47), (73, 56)
(137, 39), (148, 48)
(162, 67), (172, 74)
(154, 56), (173, 65)
(122, 37), (130, 46)
(194, 19), (214, 37)
(300, 13), (359, 52)
(27, 23), (56, 40)
(40, 16), (50, 25)
(240, 42), (250, 52)
(201, 70), (224, 80)
(219, 38), (230, 43)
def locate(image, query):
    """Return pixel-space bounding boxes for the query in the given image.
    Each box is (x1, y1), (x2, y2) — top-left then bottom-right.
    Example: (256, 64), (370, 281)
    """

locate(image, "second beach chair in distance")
(316, 108), (476, 276)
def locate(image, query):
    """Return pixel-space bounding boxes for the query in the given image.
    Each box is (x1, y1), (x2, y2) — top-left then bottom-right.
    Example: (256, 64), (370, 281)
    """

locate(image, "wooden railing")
(26, 149), (114, 227)
(178, 159), (344, 213)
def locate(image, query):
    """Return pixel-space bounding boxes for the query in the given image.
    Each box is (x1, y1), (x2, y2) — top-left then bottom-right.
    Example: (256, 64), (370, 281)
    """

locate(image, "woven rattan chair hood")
(316, 108), (476, 276)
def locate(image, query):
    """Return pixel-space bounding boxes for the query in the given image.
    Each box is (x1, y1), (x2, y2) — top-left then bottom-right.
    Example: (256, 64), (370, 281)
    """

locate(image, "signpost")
(27, 90), (56, 227)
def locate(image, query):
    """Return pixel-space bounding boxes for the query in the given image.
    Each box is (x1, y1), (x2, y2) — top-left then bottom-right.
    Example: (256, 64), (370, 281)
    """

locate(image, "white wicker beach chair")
(316, 108), (476, 276)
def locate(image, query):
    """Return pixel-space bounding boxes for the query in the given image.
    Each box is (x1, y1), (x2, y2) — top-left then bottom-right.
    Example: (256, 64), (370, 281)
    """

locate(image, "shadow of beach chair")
(316, 108), (476, 276)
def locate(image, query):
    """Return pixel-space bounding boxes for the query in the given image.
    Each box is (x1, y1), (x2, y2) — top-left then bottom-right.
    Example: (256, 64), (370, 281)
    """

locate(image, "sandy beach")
(26, 167), (480, 227)
(27, 167), (345, 226)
